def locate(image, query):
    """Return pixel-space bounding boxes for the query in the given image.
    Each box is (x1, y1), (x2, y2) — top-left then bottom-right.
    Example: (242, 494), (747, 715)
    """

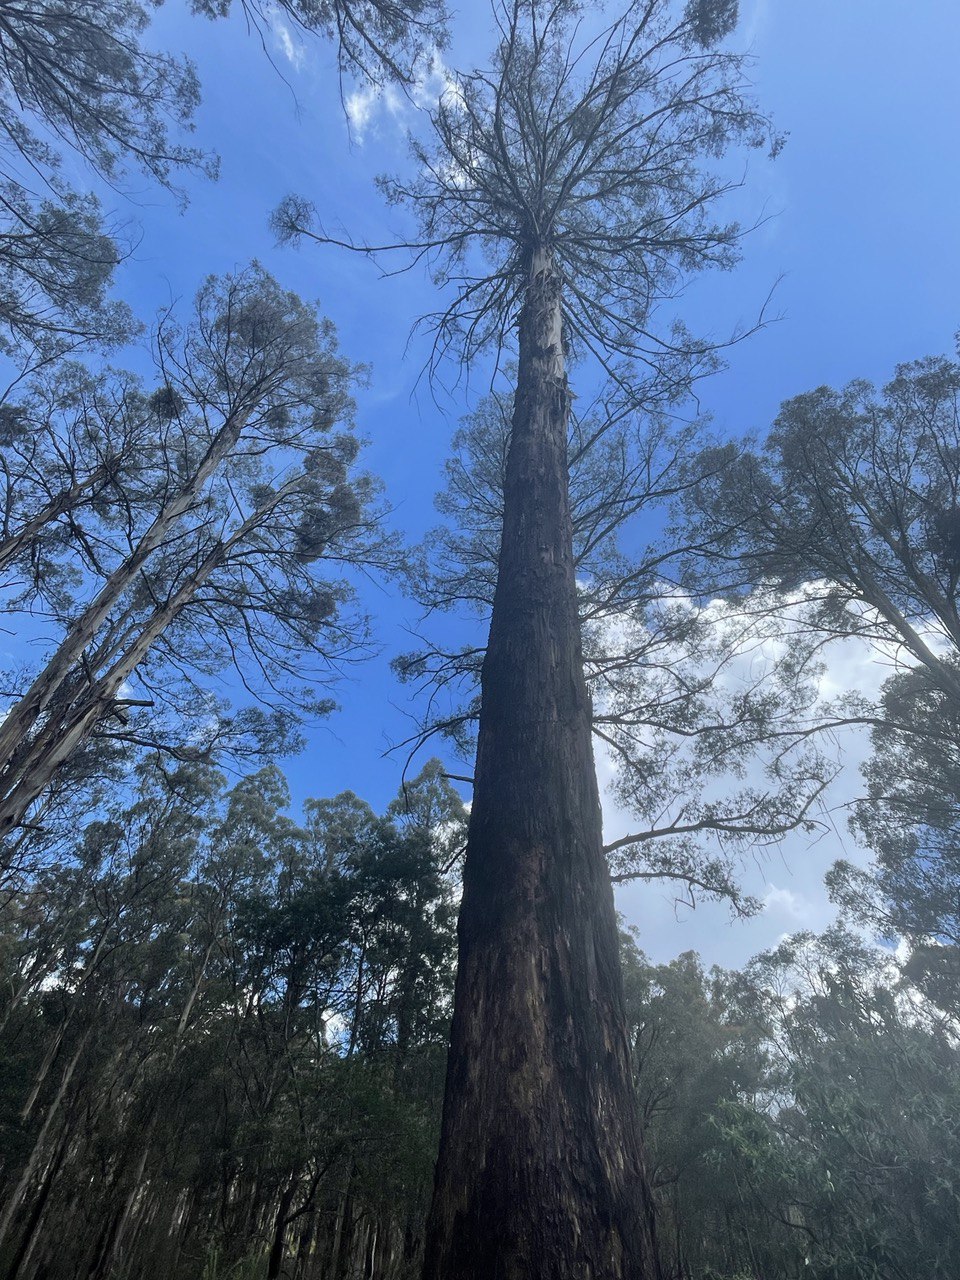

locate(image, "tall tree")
(0, 758), (464, 1280)
(0, 264), (393, 844)
(191, 0), (447, 84)
(739, 928), (960, 1280)
(0, 0), (447, 368)
(279, 2), (776, 1275)
(397, 388), (831, 916)
(683, 350), (960, 993)
(0, 0), (211, 358)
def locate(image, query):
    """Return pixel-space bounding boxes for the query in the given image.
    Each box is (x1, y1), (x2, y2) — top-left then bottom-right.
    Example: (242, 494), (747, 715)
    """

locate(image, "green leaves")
(683, 0), (739, 47)
(628, 929), (960, 1280)
(0, 758), (462, 1277)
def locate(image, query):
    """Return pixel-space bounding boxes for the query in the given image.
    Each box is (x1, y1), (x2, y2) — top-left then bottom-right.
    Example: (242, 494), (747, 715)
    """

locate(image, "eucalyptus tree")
(0, 0), (211, 358)
(0, 364), (157, 595)
(0, 758), (462, 1280)
(741, 929), (960, 1280)
(191, 0), (447, 83)
(0, 263), (393, 843)
(684, 355), (960, 693)
(622, 941), (790, 1280)
(684, 351), (960, 991)
(279, 2), (776, 1275)
(398, 388), (831, 917)
(0, 0), (448, 364)
(828, 656), (960, 1006)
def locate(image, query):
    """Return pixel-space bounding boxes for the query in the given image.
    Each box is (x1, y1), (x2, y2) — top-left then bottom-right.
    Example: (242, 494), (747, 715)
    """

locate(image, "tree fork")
(422, 247), (661, 1280)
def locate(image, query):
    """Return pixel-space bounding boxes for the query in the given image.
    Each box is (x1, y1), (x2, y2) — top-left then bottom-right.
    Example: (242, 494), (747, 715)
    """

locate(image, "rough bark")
(421, 248), (661, 1280)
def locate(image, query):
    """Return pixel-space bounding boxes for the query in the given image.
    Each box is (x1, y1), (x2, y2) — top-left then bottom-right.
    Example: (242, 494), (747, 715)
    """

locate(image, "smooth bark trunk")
(332, 1187), (355, 1280)
(421, 249), (660, 1280)
(0, 465), (109, 574)
(0, 411), (248, 784)
(0, 469), (297, 836)
(0, 1028), (90, 1250)
(88, 1139), (151, 1280)
(5, 1127), (69, 1280)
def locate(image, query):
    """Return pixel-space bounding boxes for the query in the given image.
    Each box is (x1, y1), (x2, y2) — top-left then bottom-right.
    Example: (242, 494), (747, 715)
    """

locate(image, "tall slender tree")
(0, 757), (464, 1280)
(0, 0), (449, 364)
(395, 388), (832, 916)
(682, 350), (960, 1000)
(279, 2), (776, 1275)
(0, 0), (212, 358)
(0, 265), (394, 844)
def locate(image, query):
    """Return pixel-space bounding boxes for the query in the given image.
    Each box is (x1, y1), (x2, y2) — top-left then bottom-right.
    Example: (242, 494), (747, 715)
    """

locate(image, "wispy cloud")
(741, 0), (772, 48)
(346, 82), (405, 140)
(762, 883), (811, 921)
(270, 11), (306, 71)
(346, 51), (458, 144)
(273, 20), (304, 69)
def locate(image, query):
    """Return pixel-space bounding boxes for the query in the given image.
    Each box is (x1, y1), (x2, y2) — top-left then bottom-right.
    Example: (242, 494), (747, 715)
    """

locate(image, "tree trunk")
(421, 248), (661, 1280)
(87, 1137), (152, 1280)
(267, 1179), (297, 1280)
(0, 464), (109, 573)
(0, 410), (248, 785)
(0, 1028), (90, 1251)
(332, 1186), (355, 1280)
(0, 467), (303, 838)
(5, 1126), (69, 1280)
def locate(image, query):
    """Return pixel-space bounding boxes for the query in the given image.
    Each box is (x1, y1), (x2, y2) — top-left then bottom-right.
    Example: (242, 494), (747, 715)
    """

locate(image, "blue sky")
(31, 0), (960, 964)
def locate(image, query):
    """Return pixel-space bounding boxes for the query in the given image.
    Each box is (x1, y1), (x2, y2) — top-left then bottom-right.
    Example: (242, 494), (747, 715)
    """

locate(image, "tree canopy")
(0, 4), (959, 1280)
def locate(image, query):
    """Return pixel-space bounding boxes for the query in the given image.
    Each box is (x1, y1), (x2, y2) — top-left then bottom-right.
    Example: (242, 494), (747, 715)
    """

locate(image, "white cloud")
(346, 82), (405, 141)
(600, 587), (949, 969)
(268, 8), (306, 70)
(345, 50), (458, 144)
(762, 884), (812, 922)
(276, 24), (304, 70)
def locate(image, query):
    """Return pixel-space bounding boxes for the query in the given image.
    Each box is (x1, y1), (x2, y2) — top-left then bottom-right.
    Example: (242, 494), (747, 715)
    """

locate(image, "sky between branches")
(5, 0), (959, 967)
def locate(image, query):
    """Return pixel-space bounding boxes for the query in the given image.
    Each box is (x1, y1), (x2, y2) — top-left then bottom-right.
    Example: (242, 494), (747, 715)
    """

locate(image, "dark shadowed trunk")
(267, 1179), (297, 1280)
(6, 1127), (69, 1280)
(422, 248), (661, 1280)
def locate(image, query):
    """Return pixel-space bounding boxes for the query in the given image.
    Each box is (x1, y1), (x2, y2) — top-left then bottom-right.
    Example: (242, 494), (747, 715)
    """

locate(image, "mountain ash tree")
(398, 386), (831, 916)
(279, 1), (777, 1275)
(684, 349), (960, 1003)
(0, 264), (393, 845)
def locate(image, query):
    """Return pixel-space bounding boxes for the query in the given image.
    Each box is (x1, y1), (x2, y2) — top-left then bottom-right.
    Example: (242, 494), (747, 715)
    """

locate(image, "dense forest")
(1, 1), (959, 1278)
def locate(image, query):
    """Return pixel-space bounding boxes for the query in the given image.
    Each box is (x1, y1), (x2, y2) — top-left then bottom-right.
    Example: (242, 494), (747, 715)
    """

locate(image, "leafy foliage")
(0, 759), (464, 1280)
(0, 0), (212, 356)
(0, 264), (397, 845)
(686, 347), (960, 1002)
(276, 0), (778, 385)
(627, 929), (960, 1280)
(191, 0), (448, 83)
